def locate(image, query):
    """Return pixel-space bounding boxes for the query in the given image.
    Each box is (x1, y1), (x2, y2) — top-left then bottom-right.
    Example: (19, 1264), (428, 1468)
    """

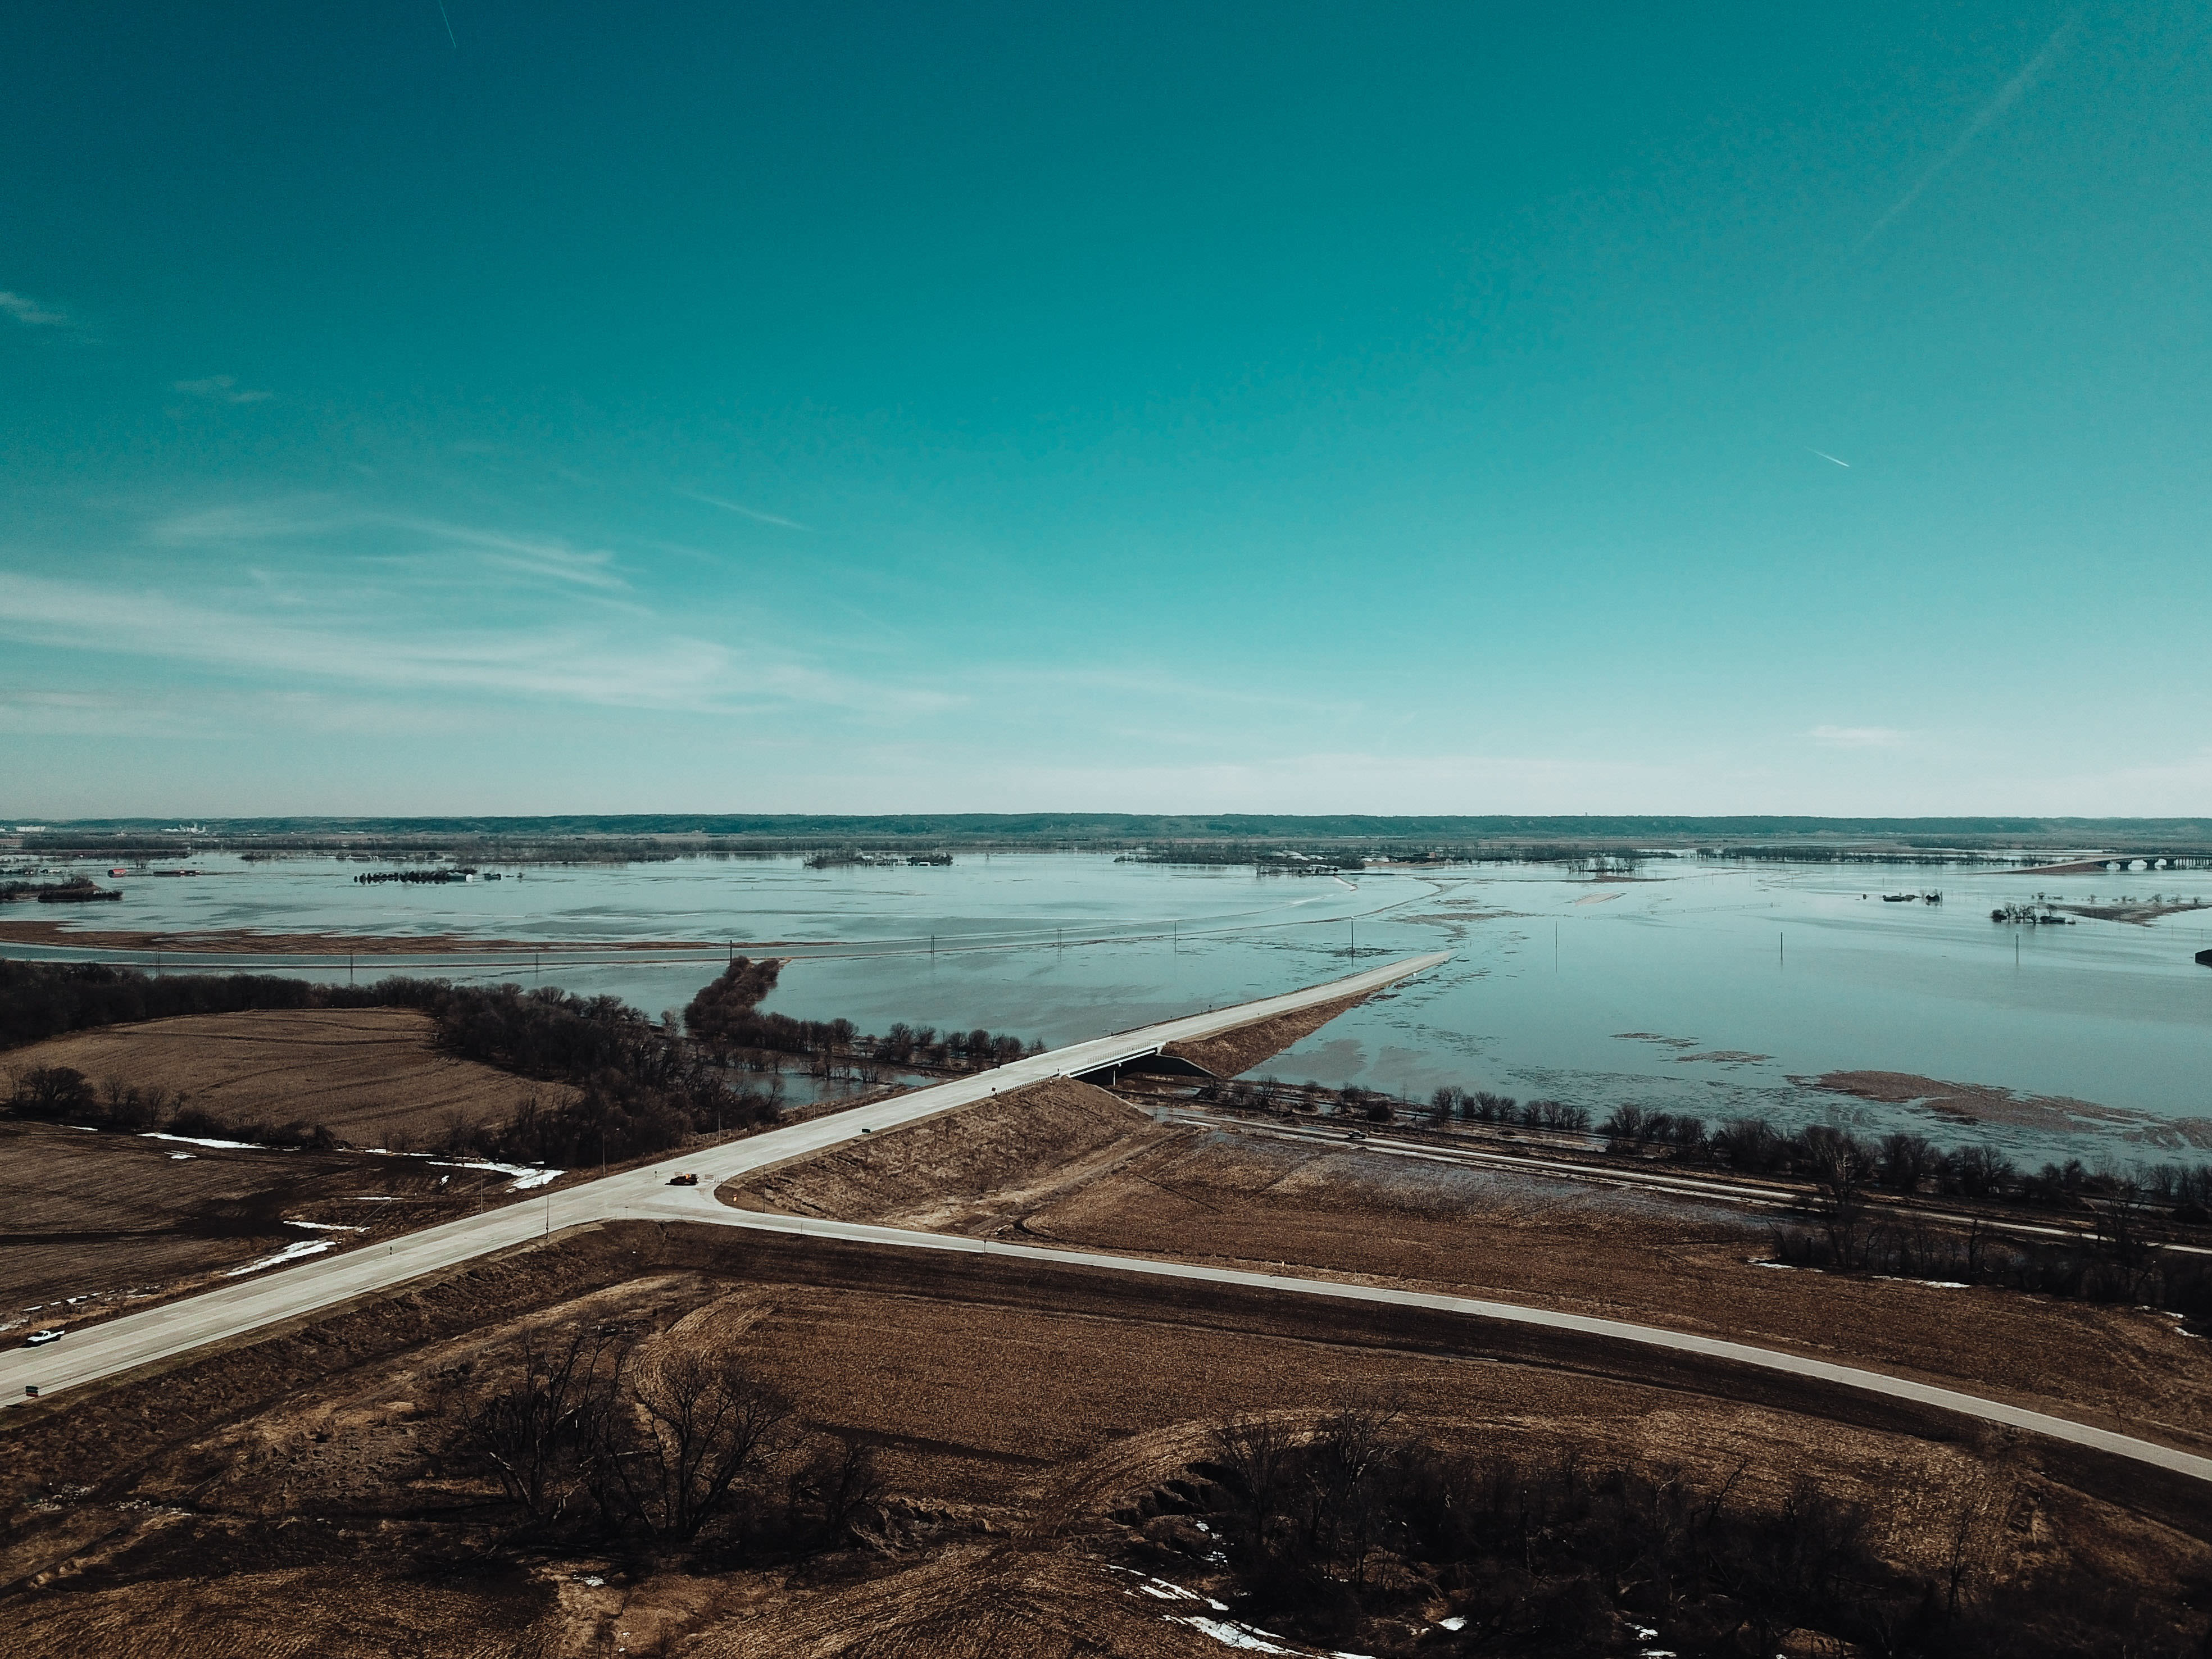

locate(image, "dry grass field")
(0, 1117), (533, 1323)
(729, 1080), (2212, 1457)
(3, 1007), (571, 1145)
(2, 1223), (2201, 1658)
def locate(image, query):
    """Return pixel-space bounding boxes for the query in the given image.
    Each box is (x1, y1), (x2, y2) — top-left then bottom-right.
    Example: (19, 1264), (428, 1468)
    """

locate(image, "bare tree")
(1799, 1126), (1877, 1265)
(1877, 1131), (1938, 1193)
(1211, 1413), (1301, 1556)
(1943, 1476), (1999, 1614)
(466, 1329), (617, 1526)
(597, 1349), (797, 1542)
(790, 1438), (887, 1546)
(1301, 1398), (1406, 1588)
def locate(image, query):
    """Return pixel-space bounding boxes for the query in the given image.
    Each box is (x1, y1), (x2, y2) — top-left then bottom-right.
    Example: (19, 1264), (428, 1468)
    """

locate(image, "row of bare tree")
(465, 1330), (882, 1555)
(1171, 1408), (2187, 1657)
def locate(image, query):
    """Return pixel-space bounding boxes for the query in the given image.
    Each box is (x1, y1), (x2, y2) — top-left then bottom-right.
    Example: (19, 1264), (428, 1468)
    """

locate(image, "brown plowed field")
(2, 1008), (570, 1143)
(0, 1117), (529, 1323)
(2, 1224), (2202, 1657)
(728, 1082), (2212, 1458)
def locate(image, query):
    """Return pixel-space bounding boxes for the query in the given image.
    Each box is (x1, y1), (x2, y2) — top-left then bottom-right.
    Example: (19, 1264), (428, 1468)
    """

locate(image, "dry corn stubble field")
(0, 1119), (539, 1322)
(729, 1079), (2212, 1456)
(2, 1007), (574, 1143)
(1, 1009), (582, 1320)
(3, 1221), (2201, 1659)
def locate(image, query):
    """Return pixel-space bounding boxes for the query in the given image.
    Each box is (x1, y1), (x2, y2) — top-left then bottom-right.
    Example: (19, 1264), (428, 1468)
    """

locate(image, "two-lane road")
(0, 952), (1446, 1409)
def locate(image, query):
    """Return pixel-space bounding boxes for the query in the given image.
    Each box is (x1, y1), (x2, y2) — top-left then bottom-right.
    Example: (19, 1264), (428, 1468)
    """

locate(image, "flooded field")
(5, 850), (2208, 1166)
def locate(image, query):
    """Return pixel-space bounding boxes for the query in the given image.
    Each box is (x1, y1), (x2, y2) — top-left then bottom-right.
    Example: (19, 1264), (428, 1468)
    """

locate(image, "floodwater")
(6, 851), (2208, 1166)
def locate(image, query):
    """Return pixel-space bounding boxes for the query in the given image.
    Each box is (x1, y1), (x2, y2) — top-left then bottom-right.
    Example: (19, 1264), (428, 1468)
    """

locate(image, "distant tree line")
(1192, 1078), (1592, 1133)
(1144, 1407), (2201, 1657)
(0, 876), (121, 903)
(683, 958), (1043, 1080)
(2, 1065), (347, 1149)
(0, 959), (390, 1051)
(1592, 1107), (2212, 1219)
(1, 957), (1043, 1168)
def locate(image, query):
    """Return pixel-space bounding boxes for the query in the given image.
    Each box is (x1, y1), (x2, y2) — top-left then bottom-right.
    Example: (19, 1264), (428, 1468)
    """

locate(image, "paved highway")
(0, 952), (1445, 1408)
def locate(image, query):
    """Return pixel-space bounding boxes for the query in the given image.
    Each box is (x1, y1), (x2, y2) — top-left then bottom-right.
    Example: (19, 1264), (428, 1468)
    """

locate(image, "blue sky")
(3, 2), (2208, 816)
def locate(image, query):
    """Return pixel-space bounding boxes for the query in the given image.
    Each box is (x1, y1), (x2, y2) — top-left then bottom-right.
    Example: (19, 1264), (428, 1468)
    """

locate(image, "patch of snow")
(65, 1122), (99, 1131)
(1137, 1578), (1229, 1611)
(225, 1239), (335, 1276)
(1170, 1617), (1301, 1655)
(288, 1220), (367, 1232)
(1437, 1617), (1467, 1631)
(1750, 1259), (1794, 1270)
(430, 1159), (562, 1191)
(169, 1152), (196, 1161)
(575, 1574), (605, 1587)
(145, 1131), (278, 1152)
(351, 1195), (404, 1201)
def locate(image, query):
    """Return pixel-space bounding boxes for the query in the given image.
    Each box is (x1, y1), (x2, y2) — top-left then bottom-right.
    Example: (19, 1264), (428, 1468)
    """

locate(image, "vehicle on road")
(24, 1329), (62, 1347)
(667, 1172), (699, 1186)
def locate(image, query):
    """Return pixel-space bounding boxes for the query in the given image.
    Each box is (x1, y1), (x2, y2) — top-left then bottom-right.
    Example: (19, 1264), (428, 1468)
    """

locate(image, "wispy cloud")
(153, 497), (361, 543)
(1861, 16), (2077, 247)
(0, 570), (957, 719)
(680, 490), (812, 532)
(0, 290), (71, 328)
(153, 499), (632, 594)
(390, 519), (630, 592)
(1810, 725), (1910, 749)
(174, 374), (273, 404)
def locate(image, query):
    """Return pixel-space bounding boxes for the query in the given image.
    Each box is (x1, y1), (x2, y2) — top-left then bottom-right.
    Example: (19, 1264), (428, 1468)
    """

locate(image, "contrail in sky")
(1859, 15), (2077, 247)
(680, 489), (813, 532)
(1809, 449), (1851, 468)
(437, 2), (457, 48)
